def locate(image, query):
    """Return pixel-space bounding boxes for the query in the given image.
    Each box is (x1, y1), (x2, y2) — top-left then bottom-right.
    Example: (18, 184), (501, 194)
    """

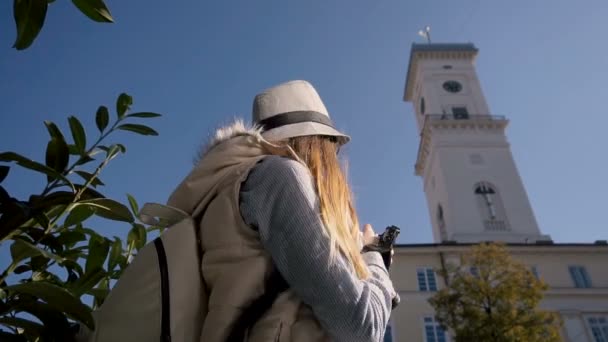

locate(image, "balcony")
(484, 220), (509, 231)
(424, 113), (507, 123)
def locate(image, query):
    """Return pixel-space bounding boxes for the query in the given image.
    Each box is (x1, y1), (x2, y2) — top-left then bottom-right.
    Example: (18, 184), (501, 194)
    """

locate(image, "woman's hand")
(361, 224), (378, 246)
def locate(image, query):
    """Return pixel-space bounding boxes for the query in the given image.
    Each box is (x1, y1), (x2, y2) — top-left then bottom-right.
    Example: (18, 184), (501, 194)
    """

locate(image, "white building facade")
(390, 43), (608, 342)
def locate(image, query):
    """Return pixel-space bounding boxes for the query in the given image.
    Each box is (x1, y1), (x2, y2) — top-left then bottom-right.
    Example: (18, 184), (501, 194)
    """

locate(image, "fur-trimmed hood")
(167, 120), (298, 217)
(196, 120), (264, 160)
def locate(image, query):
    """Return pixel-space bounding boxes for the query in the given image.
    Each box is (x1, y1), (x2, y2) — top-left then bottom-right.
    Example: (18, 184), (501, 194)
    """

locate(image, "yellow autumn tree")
(428, 243), (562, 342)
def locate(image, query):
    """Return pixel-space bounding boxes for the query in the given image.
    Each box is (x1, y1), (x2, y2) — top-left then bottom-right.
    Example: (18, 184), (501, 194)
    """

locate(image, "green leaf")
(114, 252), (128, 271)
(70, 266), (106, 297)
(87, 287), (108, 298)
(74, 170), (104, 187)
(92, 277), (110, 308)
(29, 255), (50, 273)
(44, 121), (65, 141)
(73, 184), (105, 200)
(32, 211), (50, 229)
(0, 317), (44, 336)
(0, 152), (73, 188)
(71, 0), (113, 23)
(95, 106), (110, 132)
(10, 239), (64, 265)
(135, 224), (147, 249)
(40, 232), (63, 253)
(13, 0), (48, 50)
(68, 116), (87, 153)
(128, 223), (147, 250)
(87, 287), (109, 307)
(62, 259), (84, 277)
(64, 205), (95, 227)
(44, 137), (70, 180)
(126, 112), (162, 118)
(30, 191), (75, 210)
(14, 264), (31, 274)
(106, 144), (122, 161)
(62, 247), (86, 261)
(80, 226), (102, 239)
(116, 123), (158, 136)
(32, 270), (62, 283)
(57, 230), (87, 247)
(126, 193), (139, 215)
(85, 236), (109, 274)
(116, 93), (132, 118)
(107, 238), (122, 271)
(10, 300), (71, 334)
(67, 144), (80, 155)
(0, 166), (9, 183)
(6, 282), (95, 329)
(75, 198), (134, 223)
(75, 155), (95, 166)
(23, 226), (45, 241)
(0, 330), (29, 342)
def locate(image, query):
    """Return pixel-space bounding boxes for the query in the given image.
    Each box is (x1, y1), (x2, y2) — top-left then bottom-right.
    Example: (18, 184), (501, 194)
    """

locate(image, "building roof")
(403, 43), (479, 101)
(396, 241), (608, 248)
(394, 241), (608, 253)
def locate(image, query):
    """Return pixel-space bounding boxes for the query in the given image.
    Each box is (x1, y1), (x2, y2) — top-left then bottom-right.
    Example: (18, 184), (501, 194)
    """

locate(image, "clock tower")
(403, 43), (551, 243)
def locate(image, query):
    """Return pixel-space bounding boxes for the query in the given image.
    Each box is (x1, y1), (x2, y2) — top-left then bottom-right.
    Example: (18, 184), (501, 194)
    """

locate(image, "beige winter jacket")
(167, 122), (331, 341)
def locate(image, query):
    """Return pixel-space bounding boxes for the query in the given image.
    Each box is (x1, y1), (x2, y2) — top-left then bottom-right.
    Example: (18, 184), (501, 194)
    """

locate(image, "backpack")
(82, 203), (205, 342)
(79, 203), (288, 342)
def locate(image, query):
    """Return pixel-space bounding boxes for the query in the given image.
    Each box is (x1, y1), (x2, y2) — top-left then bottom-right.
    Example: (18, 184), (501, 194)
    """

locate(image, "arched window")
(475, 183), (497, 219)
(419, 96), (426, 115)
(437, 204), (447, 241)
(474, 182), (509, 231)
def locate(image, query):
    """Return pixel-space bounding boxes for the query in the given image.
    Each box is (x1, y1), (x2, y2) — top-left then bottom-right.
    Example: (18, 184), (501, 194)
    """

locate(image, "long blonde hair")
(287, 136), (370, 280)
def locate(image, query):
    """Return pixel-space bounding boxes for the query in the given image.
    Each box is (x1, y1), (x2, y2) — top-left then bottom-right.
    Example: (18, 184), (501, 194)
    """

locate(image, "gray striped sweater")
(239, 155), (396, 342)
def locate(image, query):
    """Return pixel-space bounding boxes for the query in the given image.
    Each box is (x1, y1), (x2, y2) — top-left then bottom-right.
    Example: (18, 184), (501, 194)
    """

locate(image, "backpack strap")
(140, 202), (201, 342)
(153, 237), (171, 342)
(227, 269), (289, 341)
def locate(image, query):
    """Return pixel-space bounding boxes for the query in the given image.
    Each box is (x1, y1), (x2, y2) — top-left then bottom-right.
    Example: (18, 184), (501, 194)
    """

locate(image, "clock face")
(442, 80), (462, 93)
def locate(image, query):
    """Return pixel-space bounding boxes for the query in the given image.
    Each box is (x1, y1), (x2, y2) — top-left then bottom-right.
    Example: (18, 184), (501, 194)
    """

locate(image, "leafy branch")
(0, 93), (161, 341)
(12, 0), (114, 50)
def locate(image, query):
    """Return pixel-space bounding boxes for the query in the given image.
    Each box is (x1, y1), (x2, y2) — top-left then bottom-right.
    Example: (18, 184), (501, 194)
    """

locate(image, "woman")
(168, 80), (398, 341)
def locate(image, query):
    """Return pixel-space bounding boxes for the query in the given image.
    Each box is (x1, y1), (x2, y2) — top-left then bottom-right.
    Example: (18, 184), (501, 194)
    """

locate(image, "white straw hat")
(252, 80), (350, 145)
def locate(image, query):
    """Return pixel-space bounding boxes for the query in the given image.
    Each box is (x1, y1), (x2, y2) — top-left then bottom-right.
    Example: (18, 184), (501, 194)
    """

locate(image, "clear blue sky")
(1, 0), (607, 245)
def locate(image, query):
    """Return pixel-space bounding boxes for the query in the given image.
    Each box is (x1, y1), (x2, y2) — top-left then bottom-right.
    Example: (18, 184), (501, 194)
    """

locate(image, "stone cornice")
(546, 288), (608, 296)
(394, 244), (608, 255)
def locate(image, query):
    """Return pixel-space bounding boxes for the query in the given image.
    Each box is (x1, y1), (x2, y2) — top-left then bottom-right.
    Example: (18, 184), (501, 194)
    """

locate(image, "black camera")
(362, 225), (400, 254)
(377, 225), (400, 253)
(362, 225), (400, 270)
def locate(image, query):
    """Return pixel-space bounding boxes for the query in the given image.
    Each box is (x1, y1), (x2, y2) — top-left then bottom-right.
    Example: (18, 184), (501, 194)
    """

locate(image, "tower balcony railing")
(483, 220), (510, 231)
(424, 113), (507, 123)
